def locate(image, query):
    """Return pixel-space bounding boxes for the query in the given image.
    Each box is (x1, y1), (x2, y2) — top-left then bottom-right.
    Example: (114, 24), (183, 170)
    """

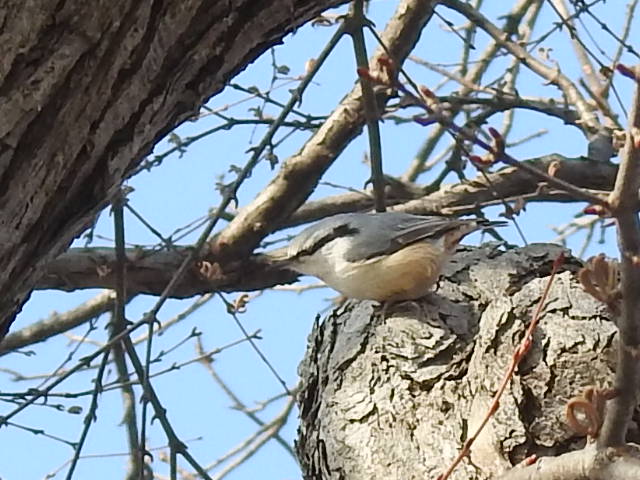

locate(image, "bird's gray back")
(289, 212), (469, 263)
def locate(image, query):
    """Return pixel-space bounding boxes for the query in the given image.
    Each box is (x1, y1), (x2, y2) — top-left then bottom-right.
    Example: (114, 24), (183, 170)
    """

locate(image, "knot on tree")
(297, 244), (627, 480)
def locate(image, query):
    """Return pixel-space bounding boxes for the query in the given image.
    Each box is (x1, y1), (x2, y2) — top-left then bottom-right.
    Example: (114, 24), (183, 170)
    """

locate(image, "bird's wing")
(286, 213), (359, 259)
(343, 213), (467, 262)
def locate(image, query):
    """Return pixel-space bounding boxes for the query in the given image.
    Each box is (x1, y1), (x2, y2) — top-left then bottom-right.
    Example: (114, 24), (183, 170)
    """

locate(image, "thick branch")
(36, 156), (617, 297)
(0, 0), (349, 338)
(37, 247), (295, 297)
(397, 155), (616, 215)
(500, 444), (640, 480)
(214, 0), (439, 257)
(285, 155), (617, 225)
(296, 244), (621, 480)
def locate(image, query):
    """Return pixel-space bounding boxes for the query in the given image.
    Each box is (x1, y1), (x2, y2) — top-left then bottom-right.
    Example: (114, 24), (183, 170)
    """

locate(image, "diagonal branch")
(214, 0), (439, 256)
(440, 0), (599, 133)
(403, 0), (540, 181)
(0, 290), (122, 356)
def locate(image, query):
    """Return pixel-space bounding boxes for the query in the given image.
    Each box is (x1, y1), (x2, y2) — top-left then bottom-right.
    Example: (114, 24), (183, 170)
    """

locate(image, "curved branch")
(0, 0), (350, 338)
(37, 156), (617, 298)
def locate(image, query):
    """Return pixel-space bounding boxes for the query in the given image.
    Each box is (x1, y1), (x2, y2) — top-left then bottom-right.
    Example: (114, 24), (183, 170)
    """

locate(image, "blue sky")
(1, 1), (634, 479)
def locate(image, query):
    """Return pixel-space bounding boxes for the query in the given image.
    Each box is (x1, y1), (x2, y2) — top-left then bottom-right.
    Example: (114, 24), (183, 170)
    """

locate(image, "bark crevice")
(297, 244), (623, 480)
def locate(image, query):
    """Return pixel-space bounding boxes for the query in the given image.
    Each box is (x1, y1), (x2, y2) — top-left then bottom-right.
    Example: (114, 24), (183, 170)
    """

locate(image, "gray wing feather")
(287, 213), (358, 258)
(341, 212), (465, 262)
(288, 212), (476, 263)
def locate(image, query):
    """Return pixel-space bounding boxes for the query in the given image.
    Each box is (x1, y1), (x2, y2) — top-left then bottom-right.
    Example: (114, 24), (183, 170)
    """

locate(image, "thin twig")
(347, 0), (386, 211)
(120, 334), (213, 480)
(0, 291), (121, 356)
(399, 0), (538, 181)
(215, 293), (290, 395)
(111, 193), (145, 479)
(196, 338), (297, 459)
(65, 351), (110, 479)
(398, 80), (609, 207)
(438, 253), (565, 480)
(210, 396), (297, 480)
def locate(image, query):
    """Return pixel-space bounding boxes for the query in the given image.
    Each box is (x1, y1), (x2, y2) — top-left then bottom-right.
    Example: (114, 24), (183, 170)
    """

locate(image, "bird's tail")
(476, 219), (509, 229)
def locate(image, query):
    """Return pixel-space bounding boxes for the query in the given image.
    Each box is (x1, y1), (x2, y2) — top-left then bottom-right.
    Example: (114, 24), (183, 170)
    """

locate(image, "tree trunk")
(0, 0), (347, 337)
(296, 244), (626, 480)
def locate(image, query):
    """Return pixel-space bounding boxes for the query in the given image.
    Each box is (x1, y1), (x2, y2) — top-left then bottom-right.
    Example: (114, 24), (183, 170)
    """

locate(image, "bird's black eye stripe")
(294, 224), (359, 259)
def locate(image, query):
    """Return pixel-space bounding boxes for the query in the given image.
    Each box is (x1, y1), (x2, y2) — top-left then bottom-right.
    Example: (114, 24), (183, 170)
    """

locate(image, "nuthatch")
(269, 212), (506, 302)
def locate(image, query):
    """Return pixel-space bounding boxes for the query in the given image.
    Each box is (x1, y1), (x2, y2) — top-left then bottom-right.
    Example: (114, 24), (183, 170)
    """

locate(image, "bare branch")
(500, 443), (640, 480)
(599, 66), (640, 447)
(440, 0), (599, 132)
(215, 0), (439, 256)
(0, 290), (121, 356)
(32, 156), (617, 301)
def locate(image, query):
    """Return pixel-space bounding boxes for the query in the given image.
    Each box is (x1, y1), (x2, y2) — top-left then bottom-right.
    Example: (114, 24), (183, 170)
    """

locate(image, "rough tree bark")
(297, 244), (631, 480)
(0, 0), (348, 338)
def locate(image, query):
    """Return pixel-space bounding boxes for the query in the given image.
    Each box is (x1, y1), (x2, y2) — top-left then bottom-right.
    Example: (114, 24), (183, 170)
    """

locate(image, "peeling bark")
(0, 0), (348, 337)
(297, 244), (627, 480)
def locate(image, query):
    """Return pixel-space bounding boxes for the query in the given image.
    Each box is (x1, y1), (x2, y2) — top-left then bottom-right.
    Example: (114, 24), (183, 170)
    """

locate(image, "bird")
(267, 211), (506, 302)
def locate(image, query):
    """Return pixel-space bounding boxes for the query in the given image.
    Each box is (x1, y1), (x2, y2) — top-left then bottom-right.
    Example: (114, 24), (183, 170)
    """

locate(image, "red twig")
(437, 252), (565, 480)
